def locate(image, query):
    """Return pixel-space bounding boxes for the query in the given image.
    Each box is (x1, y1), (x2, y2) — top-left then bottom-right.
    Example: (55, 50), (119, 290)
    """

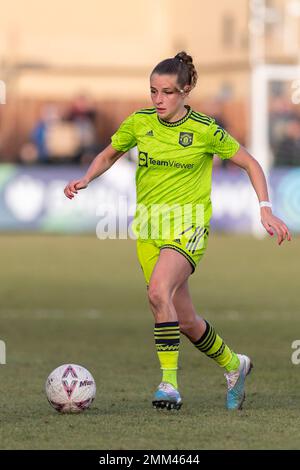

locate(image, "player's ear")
(182, 85), (191, 96)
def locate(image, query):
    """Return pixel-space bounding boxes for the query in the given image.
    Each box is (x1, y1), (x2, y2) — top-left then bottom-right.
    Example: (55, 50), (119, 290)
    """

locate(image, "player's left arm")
(230, 146), (292, 245)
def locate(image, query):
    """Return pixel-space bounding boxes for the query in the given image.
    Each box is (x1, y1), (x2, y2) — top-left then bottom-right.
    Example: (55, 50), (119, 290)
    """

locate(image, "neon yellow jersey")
(111, 106), (240, 238)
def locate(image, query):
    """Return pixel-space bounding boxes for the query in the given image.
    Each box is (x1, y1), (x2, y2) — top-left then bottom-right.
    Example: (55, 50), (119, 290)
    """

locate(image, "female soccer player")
(64, 52), (291, 411)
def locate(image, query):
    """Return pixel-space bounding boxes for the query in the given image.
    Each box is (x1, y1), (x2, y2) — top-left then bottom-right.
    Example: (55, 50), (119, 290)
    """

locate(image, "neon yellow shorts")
(136, 225), (209, 285)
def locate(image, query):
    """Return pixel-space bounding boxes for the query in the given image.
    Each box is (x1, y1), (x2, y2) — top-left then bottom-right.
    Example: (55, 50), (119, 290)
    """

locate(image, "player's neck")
(166, 105), (189, 123)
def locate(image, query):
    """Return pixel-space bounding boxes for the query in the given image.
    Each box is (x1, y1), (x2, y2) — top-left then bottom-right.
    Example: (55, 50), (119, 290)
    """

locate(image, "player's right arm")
(64, 144), (123, 199)
(64, 112), (136, 199)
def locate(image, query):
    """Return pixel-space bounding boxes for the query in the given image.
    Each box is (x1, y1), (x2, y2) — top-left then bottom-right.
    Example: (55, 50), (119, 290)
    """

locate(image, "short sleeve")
(205, 120), (240, 160)
(111, 113), (137, 153)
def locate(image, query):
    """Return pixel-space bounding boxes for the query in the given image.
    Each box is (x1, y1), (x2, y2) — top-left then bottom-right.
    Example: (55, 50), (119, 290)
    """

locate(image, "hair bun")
(174, 51), (197, 89)
(174, 51), (193, 65)
(151, 51), (198, 91)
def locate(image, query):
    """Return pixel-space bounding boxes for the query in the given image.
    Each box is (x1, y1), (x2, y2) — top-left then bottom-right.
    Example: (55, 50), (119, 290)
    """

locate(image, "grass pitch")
(0, 233), (299, 450)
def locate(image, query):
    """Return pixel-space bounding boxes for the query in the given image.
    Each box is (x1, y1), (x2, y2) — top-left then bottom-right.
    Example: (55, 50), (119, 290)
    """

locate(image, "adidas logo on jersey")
(146, 130), (154, 136)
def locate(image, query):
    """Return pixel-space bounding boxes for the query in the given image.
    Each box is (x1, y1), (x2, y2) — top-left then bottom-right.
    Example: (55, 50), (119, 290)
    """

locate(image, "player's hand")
(64, 178), (89, 199)
(260, 207), (292, 245)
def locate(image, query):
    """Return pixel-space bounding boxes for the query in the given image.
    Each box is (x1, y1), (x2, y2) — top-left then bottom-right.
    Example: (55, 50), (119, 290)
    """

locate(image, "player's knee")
(148, 283), (171, 311)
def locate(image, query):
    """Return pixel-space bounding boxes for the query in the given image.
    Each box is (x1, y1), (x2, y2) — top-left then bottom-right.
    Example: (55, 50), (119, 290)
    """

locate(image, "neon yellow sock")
(193, 320), (239, 371)
(157, 351), (179, 389)
(154, 322), (180, 389)
(224, 351), (240, 372)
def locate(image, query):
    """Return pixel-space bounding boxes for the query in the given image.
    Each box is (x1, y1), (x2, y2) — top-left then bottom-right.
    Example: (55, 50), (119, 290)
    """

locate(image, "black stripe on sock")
(154, 322), (180, 349)
(155, 338), (180, 345)
(207, 341), (225, 358)
(198, 331), (217, 352)
(193, 320), (211, 346)
(155, 322), (179, 328)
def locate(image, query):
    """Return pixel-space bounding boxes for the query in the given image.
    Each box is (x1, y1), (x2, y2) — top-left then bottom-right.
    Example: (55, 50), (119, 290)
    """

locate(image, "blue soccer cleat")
(224, 354), (253, 410)
(152, 382), (182, 410)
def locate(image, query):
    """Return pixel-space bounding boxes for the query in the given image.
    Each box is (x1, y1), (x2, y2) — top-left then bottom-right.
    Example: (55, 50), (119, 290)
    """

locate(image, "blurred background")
(0, 0), (300, 234)
(0, 0), (300, 451)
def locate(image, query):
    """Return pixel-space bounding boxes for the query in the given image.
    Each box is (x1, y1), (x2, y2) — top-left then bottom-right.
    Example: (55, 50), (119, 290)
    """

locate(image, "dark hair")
(151, 51), (198, 90)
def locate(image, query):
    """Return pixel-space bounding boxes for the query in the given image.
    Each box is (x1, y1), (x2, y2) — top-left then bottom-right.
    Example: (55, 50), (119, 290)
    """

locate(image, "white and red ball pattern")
(45, 364), (96, 413)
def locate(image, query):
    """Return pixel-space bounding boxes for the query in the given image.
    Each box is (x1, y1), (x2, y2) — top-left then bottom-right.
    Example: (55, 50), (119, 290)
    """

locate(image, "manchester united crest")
(179, 132), (193, 147)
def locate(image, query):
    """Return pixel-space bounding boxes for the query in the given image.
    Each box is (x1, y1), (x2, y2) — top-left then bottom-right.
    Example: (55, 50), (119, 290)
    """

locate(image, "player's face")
(150, 73), (187, 121)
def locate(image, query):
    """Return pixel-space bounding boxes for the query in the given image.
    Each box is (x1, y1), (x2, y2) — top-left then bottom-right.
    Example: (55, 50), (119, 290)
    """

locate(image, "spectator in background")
(22, 103), (82, 164)
(274, 117), (300, 167)
(21, 96), (103, 165)
(66, 94), (100, 164)
(19, 142), (39, 164)
(269, 95), (297, 154)
(31, 104), (60, 163)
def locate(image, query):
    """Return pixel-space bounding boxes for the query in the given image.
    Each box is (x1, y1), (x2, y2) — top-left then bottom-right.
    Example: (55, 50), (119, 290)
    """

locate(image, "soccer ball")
(45, 364), (96, 413)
